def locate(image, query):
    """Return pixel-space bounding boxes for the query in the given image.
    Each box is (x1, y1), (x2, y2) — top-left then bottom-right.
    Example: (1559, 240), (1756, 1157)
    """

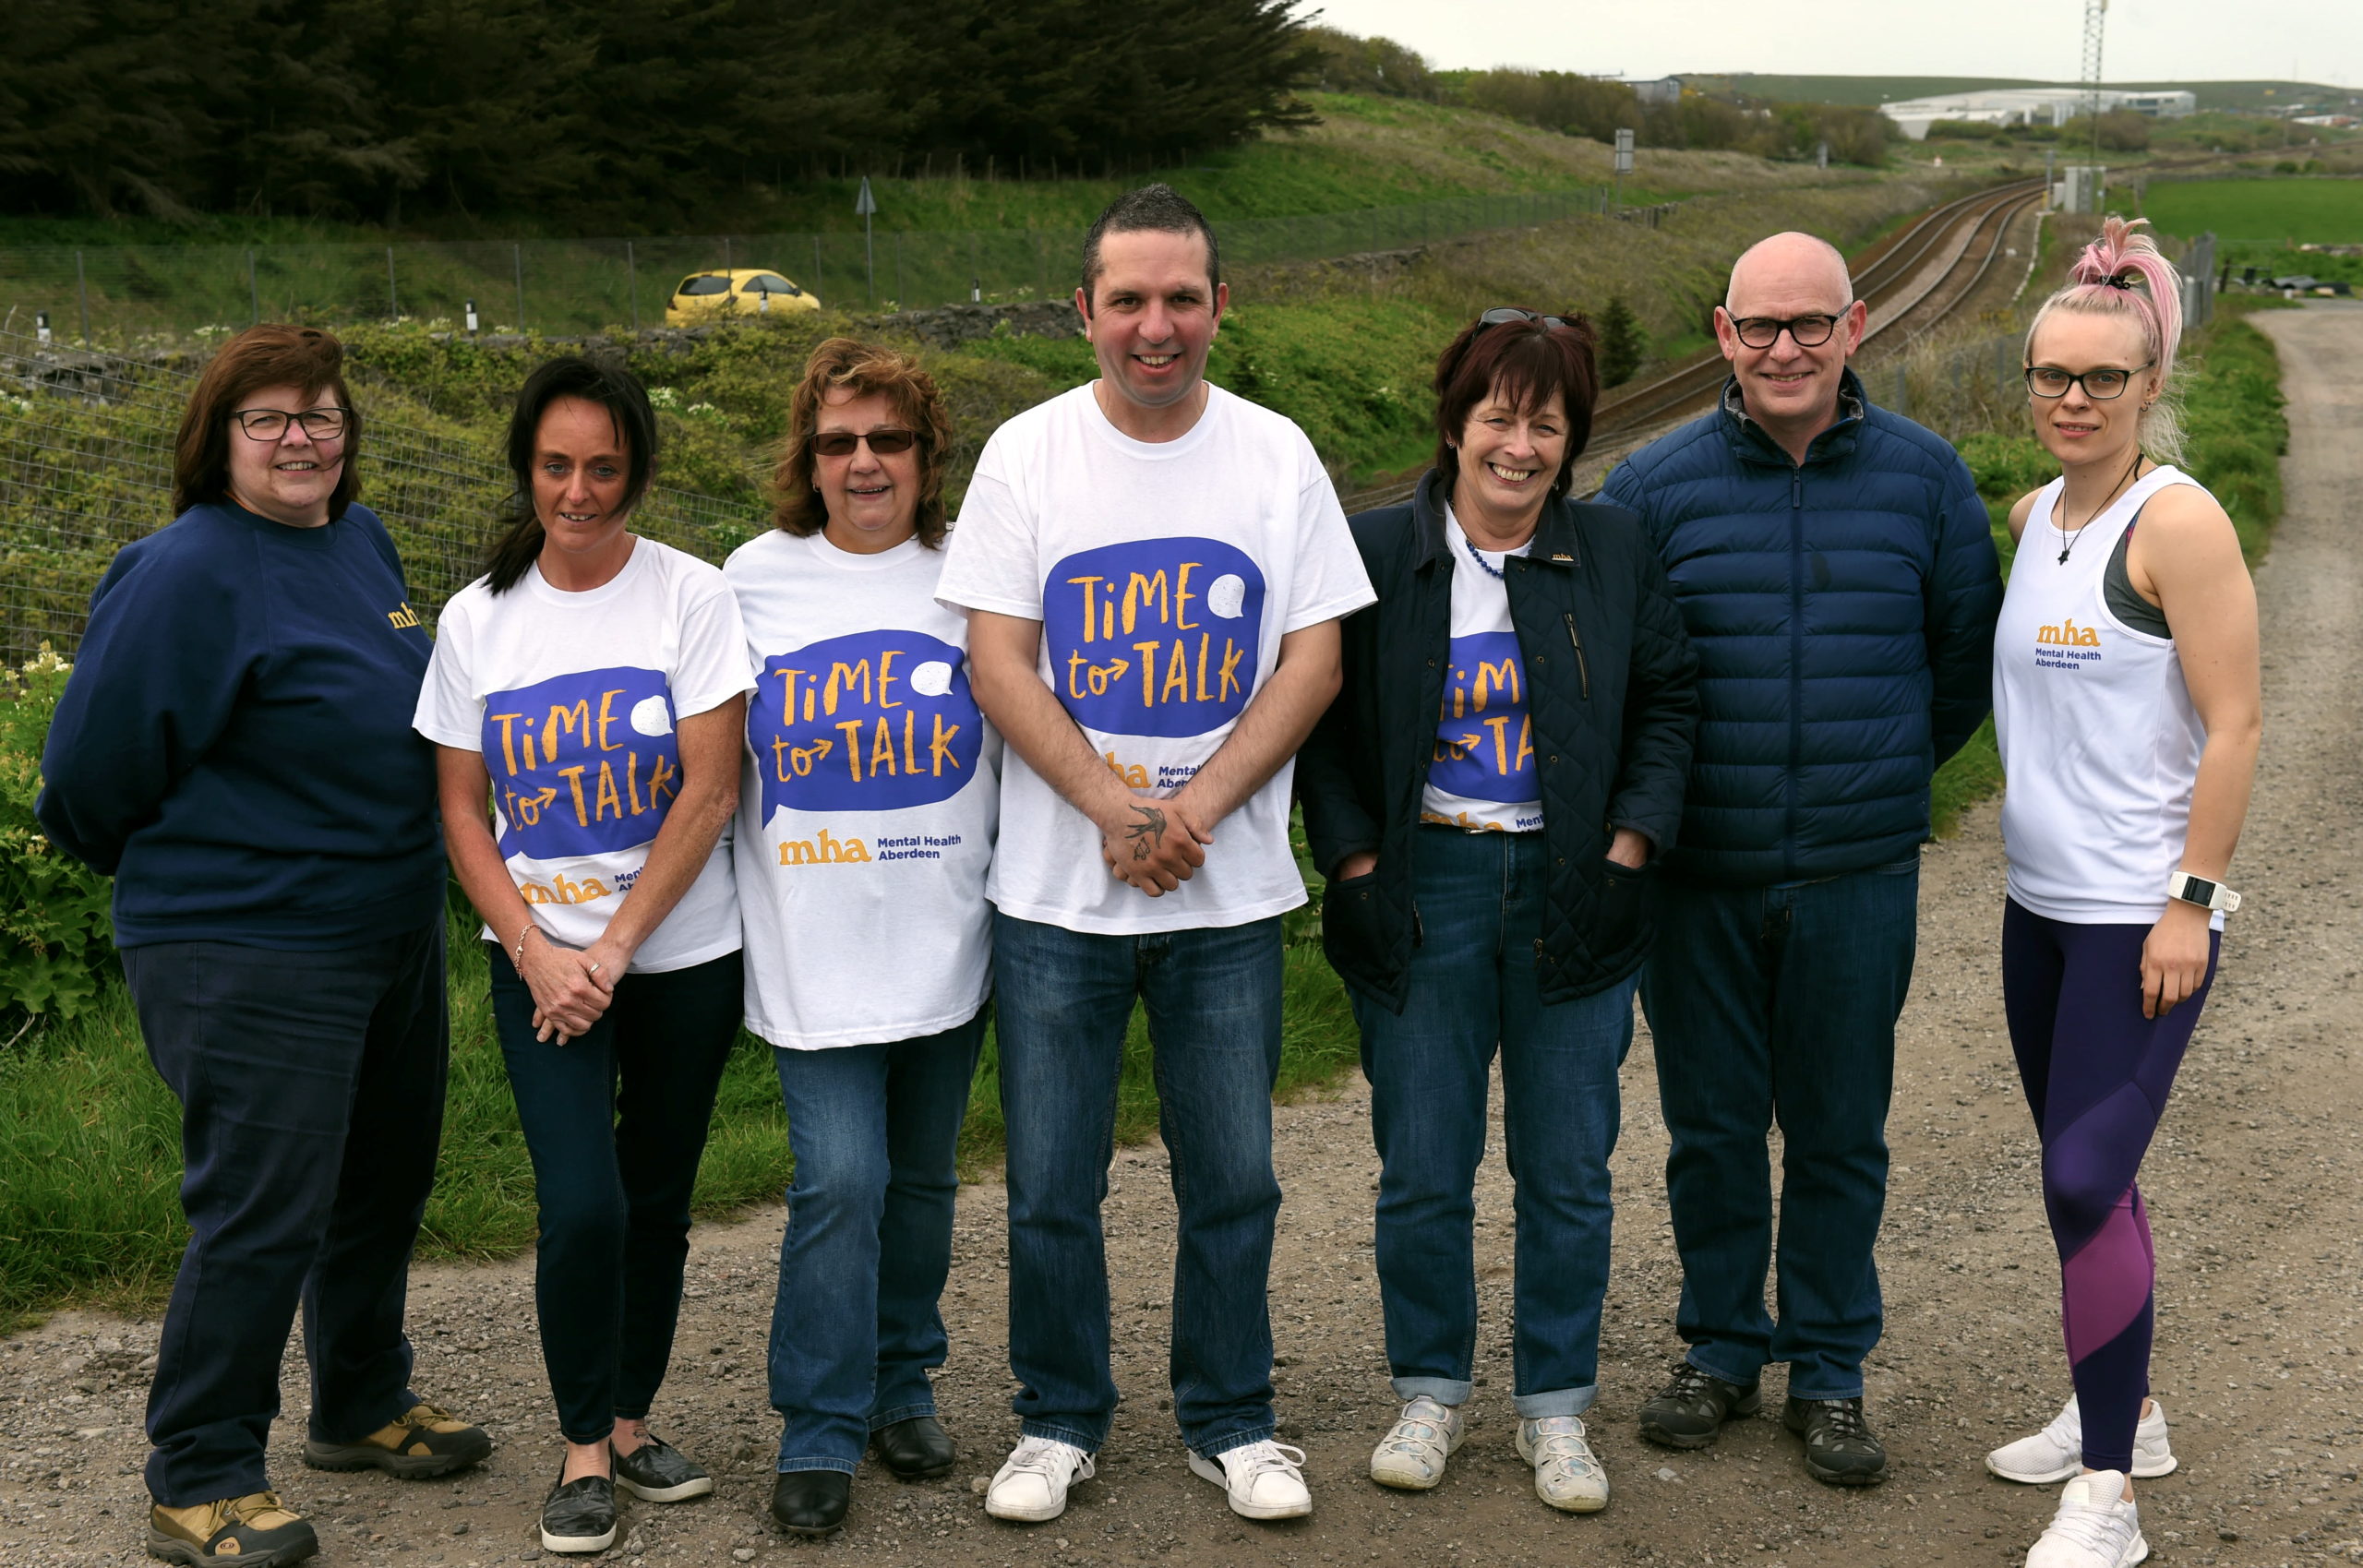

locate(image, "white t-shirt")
(414, 538), (752, 973)
(1422, 508), (1542, 832)
(937, 382), (1375, 935)
(725, 529), (1000, 1048)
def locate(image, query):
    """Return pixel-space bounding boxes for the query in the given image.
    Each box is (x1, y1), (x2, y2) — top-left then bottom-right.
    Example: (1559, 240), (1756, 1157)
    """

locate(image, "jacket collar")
(1413, 467), (1583, 570)
(1720, 367), (1867, 467)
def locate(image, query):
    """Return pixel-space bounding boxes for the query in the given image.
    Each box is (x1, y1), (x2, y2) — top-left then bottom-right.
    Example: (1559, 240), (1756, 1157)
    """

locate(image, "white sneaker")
(984, 1437), (1096, 1523)
(1187, 1440), (1313, 1520)
(1988, 1396), (2178, 1485)
(1517, 1416), (1610, 1514)
(1369, 1396), (1466, 1490)
(2026, 1470), (2148, 1567)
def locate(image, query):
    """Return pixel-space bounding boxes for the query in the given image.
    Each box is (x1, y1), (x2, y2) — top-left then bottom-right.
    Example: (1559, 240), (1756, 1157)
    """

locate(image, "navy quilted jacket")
(1597, 371), (2001, 885)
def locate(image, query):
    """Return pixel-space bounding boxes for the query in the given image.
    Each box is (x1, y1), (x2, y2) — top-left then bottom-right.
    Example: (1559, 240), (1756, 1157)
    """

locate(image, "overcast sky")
(1303, 0), (2358, 90)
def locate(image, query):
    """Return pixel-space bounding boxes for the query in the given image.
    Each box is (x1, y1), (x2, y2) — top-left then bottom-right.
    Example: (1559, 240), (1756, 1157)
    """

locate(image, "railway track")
(1339, 177), (2048, 511)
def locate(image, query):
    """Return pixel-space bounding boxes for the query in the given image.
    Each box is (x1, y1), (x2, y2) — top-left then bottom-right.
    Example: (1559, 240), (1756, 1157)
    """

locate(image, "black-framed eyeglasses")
(2023, 363), (2153, 401)
(810, 428), (917, 458)
(1727, 312), (1849, 350)
(232, 406), (351, 440)
(1479, 307), (1573, 331)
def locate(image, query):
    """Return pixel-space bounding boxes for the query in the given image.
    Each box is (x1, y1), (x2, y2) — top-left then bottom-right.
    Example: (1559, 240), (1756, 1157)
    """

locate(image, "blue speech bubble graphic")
(750, 629), (981, 814)
(1040, 536), (1265, 739)
(481, 666), (679, 859)
(1429, 632), (1535, 803)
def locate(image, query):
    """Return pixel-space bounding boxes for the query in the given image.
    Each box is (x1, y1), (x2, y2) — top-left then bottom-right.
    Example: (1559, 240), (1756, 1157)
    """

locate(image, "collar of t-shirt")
(523, 533), (650, 608)
(1084, 379), (1221, 461)
(810, 531), (925, 571)
(1444, 502), (1535, 574)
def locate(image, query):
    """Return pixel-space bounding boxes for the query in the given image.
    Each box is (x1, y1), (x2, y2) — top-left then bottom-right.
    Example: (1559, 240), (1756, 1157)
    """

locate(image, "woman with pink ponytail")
(1984, 216), (2262, 1568)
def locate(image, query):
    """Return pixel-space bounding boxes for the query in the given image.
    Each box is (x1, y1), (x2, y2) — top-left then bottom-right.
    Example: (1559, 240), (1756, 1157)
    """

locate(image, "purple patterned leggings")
(2000, 898), (2220, 1472)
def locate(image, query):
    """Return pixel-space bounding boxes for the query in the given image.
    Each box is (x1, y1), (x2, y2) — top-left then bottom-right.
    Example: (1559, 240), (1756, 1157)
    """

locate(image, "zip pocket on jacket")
(1562, 613), (1591, 700)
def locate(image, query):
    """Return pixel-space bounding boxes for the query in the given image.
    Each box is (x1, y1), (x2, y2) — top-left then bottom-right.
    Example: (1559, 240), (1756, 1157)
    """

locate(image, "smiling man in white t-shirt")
(938, 185), (1374, 1526)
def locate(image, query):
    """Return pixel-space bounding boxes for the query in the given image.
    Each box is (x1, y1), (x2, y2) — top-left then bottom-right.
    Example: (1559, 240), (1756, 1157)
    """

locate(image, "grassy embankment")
(2139, 176), (2363, 289)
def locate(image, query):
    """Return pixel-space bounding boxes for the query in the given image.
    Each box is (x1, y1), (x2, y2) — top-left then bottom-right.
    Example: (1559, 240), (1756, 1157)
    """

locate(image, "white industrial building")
(1882, 87), (2198, 140)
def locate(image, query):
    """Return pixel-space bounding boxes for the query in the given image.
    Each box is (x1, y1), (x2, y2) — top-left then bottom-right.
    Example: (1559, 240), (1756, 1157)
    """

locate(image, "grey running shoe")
(1638, 1362), (1762, 1450)
(1781, 1395), (1889, 1486)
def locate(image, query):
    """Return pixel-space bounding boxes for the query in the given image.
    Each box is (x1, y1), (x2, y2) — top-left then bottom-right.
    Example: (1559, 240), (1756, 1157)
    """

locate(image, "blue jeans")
(123, 921), (447, 1505)
(1352, 828), (1636, 1419)
(1638, 861), (1919, 1399)
(766, 1011), (988, 1474)
(486, 947), (742, 1443)
(992, 910), (1284, 1459)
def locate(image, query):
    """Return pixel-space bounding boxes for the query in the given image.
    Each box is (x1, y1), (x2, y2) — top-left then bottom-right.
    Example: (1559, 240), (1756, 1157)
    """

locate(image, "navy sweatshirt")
(37, 500), (446, 949)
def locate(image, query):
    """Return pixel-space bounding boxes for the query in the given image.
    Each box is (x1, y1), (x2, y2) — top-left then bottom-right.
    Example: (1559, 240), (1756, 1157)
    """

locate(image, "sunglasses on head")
(1479, 307), (1574, 331)
(810, 428), (917, 458)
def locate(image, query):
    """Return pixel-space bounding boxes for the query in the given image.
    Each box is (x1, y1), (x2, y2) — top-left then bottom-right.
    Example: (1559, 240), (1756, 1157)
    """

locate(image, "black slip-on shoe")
(147, 1491), (319, 1567)
(612, 1434), (714, 1502)
(540, 1474), (619, 1554)
(1782, 1395), (1890, 1486)
(303, 1400), (492, 1478)
(1638, 1361), (1763, 1450)
(872, 1416), (956, 1480)
(770, 1469), (851, 1536)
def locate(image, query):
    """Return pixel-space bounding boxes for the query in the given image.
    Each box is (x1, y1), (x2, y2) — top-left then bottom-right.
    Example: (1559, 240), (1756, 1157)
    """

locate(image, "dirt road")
(5, 305), (2359, 1568)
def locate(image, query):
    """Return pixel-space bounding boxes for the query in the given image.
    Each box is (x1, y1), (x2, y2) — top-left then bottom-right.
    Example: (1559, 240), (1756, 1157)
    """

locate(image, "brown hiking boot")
(147, 1490), (318, 1566)
(303, 1400), (491, 1477)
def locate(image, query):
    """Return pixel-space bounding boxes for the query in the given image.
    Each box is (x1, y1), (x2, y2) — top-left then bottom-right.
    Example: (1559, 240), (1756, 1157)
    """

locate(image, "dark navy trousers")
(123, 920), (448, 1505)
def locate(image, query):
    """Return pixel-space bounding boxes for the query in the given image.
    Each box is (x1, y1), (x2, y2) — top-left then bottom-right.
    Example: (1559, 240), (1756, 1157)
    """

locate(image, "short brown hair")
(772, 338), (954, 548)
(1432, 311), (1601, 498)
(173, 325), (362, 519)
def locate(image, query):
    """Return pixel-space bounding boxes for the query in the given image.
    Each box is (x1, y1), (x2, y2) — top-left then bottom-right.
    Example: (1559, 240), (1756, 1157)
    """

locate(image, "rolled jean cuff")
(1390, 1375), (1471, 1408)
(1512, 1383), (1598, 1420)
(1193, 1423), (1277, 1460)
(869, 1400), (937, 1431)
(776, 1455), (858, 1477)
(1786, 1380), (1865, 1402)
(1018, 1419), (1105, 1455)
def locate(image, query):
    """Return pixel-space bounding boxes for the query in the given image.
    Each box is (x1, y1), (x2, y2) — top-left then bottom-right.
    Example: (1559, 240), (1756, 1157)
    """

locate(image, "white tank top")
(1994, 465), (2216, 927)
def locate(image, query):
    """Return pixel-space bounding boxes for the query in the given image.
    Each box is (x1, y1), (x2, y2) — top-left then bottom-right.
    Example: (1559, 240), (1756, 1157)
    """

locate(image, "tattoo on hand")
(1124, 806), (1168, 861)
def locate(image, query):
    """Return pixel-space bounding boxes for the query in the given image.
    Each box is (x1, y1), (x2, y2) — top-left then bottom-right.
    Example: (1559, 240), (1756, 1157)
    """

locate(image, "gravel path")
(6, 304), (2359, 1568)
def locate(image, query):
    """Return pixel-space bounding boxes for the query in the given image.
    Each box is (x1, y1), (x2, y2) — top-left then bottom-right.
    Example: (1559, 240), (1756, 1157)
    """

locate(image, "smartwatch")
(2166, 871), (2241, 914)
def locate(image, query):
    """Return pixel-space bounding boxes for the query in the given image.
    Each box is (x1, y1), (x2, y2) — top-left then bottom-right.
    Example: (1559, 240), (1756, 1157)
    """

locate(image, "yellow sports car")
(665, 269), (821, 324)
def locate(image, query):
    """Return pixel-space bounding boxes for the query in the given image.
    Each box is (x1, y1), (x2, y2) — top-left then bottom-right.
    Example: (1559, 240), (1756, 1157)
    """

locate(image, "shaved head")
(1727, 232), (1853, 313)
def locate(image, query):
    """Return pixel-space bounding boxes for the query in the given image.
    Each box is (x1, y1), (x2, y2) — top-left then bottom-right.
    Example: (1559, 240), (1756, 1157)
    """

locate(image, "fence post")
(627, 240), (639, 332)
(513, 245), (525, 334)
(814, 235), (824, 306)
(76, 250), (90, 345)
(895, 231), (904, 308)
(247, 249), (260, 326)
(387, 245), (399, 320)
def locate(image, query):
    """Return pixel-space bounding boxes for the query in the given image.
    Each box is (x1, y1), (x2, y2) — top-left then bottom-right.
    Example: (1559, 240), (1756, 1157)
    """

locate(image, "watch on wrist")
(2166, 871), (2241, 914)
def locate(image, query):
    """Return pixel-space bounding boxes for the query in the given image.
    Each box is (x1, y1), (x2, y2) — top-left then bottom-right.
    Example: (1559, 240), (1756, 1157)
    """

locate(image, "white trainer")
(1988, 1396), (2177, 1485)
(1517, 1415), (1610, 1513)
(1188, 1440), (1313, 1520)
(1369, 1396), (1467, 1490)
(2026, 1470), (2148, 1568)
(984, 1437), (1096, 1523)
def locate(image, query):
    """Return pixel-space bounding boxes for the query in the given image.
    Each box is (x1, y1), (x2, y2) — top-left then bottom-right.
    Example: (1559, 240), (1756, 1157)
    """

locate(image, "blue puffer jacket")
(1599, 370), (2001, 885)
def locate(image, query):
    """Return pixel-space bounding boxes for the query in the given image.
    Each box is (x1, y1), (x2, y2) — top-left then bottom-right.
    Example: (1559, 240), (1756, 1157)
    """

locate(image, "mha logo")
(2036, 618), (2102, 647)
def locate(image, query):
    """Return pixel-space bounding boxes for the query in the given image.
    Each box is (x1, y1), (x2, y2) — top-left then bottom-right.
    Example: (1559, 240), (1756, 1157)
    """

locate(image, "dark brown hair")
(485, 356), (660, 593)
(172, 325), (361, 518)
(1432, 311), (1601, 497)
(772, 337), (954, 548)
(1080, 183), (1222, 303)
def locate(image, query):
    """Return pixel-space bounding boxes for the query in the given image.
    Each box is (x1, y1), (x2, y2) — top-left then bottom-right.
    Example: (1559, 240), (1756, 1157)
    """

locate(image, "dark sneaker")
(612, 1434), (714, 1502)
(1638, 1362), (1762, 1450)
(871, 1415), (956, 1480)
(540, 1474), (618, 1554)
(1782, 1395), (1889, 1486)
(147, 1490), (319, 1567)
(771, 1469), (851, 1536)
(304, 1400), (491, 1478)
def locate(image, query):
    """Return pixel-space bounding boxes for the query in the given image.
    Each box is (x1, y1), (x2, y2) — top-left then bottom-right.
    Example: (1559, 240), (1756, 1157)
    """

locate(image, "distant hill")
(1686, 75), (2358, 113)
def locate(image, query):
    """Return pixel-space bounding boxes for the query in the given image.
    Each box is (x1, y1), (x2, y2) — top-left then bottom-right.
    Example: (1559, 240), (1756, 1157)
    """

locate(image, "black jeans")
(123, 920), (449, 1506)
(486, 946), (742, 1443)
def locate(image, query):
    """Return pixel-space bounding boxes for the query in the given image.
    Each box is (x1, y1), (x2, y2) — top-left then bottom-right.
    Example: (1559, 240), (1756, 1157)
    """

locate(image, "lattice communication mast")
(2081, 0), (2108, 162)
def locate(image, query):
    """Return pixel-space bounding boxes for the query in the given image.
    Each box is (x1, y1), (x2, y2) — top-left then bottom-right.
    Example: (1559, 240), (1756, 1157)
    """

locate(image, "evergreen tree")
(1597, 296), (1645, 388)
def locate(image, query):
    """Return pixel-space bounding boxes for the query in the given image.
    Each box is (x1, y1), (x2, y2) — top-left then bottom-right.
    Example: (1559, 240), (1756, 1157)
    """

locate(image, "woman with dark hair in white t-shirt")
(414, 356), (753, 1556)
(726, 337), (1000, 1538)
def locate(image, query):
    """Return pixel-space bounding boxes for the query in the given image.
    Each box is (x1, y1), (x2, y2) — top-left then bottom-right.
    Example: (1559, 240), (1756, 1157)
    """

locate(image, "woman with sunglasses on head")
(726, 338), (1000, 1537)
(1985, 218), (2261, 1568)
(1297, 308), (1697, 1515)
(39, 325), (491, 1568)
(415, 356), (752, 1555)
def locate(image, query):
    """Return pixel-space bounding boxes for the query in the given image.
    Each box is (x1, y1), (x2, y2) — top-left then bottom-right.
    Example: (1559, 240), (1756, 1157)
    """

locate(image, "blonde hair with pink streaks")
(2025, 215), (2189, 467)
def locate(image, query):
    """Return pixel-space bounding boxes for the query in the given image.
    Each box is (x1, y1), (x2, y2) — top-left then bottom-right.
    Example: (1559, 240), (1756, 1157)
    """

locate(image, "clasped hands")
(516, 928), (630, 1044)
(1097, 793), (1214, 897)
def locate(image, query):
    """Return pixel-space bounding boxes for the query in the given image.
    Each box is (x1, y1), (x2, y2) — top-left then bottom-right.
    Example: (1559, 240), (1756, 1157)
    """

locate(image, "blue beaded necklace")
(1459, 531), (1505, 580)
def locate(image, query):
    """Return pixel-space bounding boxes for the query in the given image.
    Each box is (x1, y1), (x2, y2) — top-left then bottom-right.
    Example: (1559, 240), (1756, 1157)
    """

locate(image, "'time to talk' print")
(1430, 632), (1535, 801)
(1043, 537), (1265, 739)
(482, 666), (682, 859)
(751, 628), (983, 816)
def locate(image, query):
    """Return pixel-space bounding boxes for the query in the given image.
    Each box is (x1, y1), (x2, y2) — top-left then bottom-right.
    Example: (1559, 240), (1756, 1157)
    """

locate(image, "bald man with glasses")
(1599, 232), (2001, 1487)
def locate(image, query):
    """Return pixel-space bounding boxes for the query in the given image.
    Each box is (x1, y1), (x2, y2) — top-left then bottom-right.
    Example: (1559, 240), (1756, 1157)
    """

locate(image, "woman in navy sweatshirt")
(39, 325), (490, 1568)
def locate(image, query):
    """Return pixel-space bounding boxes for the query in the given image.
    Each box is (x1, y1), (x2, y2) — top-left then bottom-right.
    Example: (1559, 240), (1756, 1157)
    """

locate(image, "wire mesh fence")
(1, 188), (1617, 348)
(0, 329), (763, 662)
